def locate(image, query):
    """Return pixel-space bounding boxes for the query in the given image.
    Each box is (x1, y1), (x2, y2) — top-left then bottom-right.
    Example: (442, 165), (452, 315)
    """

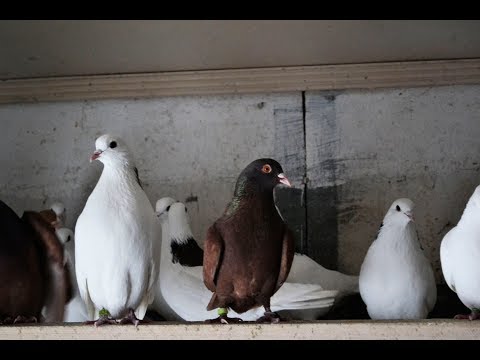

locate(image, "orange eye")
(262, 164), (272, 174)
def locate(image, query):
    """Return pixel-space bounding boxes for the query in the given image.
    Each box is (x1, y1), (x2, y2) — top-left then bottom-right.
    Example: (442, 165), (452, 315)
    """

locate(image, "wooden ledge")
(0, 320), (478, 340)
(0, 58), (479, 104)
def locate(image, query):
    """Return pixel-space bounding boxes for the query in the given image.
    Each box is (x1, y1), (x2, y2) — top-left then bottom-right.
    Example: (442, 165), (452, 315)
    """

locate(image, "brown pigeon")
(0, 200), (71, 324)
(203, 158), (295, 323)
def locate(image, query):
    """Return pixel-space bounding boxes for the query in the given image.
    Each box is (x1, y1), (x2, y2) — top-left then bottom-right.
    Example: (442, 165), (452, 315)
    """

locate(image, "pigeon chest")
(218, 211), (285, 286)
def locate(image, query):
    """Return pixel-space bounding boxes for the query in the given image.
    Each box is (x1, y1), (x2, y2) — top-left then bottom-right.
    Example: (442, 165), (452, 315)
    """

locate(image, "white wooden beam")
(0, 59), (479, 104)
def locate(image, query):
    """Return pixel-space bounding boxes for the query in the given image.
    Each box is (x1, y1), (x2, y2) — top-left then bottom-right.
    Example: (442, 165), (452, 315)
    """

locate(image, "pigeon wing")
(203, 224), (224, 292)
(274, 226), (295, 293)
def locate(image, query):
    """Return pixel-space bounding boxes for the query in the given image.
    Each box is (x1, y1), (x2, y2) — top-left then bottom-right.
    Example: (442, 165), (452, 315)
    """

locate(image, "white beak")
(278, 173), (292, 187)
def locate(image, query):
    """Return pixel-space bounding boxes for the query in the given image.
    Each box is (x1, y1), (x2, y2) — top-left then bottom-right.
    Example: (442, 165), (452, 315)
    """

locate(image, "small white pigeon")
(440, 185), (480, 320)
(50, 202), (66, 225)
(39, 201), (66, 229)
(359, 198), (437, 320)
(55, 228), (89, 322)
(151, 198), (343, 321)
(75, 134), (159, 326)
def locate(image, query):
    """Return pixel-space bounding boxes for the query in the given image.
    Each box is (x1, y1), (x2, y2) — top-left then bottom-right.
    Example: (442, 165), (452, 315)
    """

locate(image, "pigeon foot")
(1, 315), (37, 325)
(84, 308), (117, 327)
(205, 308), (243, 324)
(118, 308), (142, 327)
(454, 311), (480, 320)
(256, 311), (281, 324)
(205, 314), (244, 324)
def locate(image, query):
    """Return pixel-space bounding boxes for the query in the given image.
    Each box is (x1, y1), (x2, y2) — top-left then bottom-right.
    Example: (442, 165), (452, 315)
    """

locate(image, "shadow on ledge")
(320, 284), (470, 320)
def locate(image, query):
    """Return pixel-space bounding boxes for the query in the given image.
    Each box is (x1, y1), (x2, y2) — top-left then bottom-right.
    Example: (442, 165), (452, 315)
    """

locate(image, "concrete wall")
(0, 93), (305, 252)
(306, 86), (480, 280)
(1, 84), (479, 282)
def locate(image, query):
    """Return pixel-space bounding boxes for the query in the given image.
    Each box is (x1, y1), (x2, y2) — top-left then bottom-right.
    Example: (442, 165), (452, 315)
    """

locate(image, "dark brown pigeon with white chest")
(203, 158), (295, 323)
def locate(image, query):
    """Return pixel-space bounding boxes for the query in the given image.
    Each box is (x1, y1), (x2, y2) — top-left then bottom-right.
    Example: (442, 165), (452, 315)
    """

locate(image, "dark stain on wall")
(275, 186), (306, 254)
(306, 185), (338, 270)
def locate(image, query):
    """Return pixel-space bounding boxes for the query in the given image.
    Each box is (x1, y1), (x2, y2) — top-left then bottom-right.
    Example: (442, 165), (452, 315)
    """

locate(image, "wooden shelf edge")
(0, 319), (478, 340)
(0, 59), (479, 104)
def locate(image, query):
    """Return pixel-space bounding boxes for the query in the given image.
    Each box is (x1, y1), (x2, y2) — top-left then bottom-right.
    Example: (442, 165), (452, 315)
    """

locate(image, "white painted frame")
(0, 59), (479, 104)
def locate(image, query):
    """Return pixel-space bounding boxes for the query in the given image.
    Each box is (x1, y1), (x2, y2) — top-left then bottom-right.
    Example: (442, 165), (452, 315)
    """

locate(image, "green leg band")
(218, 308), (228, 316)
(99, 308), (111, 317)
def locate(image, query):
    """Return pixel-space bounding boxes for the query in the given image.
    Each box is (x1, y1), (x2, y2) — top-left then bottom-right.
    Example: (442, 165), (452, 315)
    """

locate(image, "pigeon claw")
(454, 312), (480, 321)
(84, 315), (117, 327)
(1, 315), (37, 325)
(94, 317), (118, 327)
(256, 311), (281, 324)
(118, 309), (142, 328)
(13, 315), (37, 324)
(205, 315), (243, 324)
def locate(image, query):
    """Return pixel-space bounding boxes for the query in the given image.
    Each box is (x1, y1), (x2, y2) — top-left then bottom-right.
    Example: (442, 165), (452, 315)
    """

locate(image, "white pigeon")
(55, 228), (89, 322)
(39, 201), (66, 229)
(151, 198), (343, 321)
(359, 198), (437, 320)
(50, 202), (66, 225)
(440, 185), (480, 320)
(75, 134), (159, 326)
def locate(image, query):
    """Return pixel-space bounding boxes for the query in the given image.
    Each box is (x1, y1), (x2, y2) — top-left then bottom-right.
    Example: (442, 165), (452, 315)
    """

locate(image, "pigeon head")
(55, 227), (74, 245)
(50, 202), (65, 217)
(50, 202), (65, 224)
(235, 158), (291, 196)
(168, 202), (193, 244)
(384, 198), (415, 226)
(90, 134), (132, 166)
(39, 201), (65, 229)
(155, 197), (177, 224)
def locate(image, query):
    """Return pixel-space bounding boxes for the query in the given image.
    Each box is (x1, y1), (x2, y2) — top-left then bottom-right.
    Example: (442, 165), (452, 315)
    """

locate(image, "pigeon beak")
(404, 212), (415, 222)
(90, 150), (103, 162)
(277, 173), (292, 187)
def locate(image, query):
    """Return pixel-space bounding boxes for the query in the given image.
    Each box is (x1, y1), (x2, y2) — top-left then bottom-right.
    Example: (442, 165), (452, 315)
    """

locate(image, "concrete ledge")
(0, 320), (478, 340)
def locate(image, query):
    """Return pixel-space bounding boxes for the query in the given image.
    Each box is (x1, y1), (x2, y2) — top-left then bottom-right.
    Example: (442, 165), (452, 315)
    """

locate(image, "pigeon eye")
(185, 207), (188, 213)
(166, 205), (171, 212)
(109, 141), (117, 149)
(67, 235), (71, 242)
(262, 164), (272, 174)
(396, 205), (401, 212)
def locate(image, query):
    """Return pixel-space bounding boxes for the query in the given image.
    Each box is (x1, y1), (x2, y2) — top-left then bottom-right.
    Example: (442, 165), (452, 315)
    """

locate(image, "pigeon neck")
(227, 177), (275, 215)
(169, 236), (203, 267)
(169, 219), (194, 246)
(160, 219), (203, 267)
(100, 162), (139, 185)
(377, 221), (420, 251)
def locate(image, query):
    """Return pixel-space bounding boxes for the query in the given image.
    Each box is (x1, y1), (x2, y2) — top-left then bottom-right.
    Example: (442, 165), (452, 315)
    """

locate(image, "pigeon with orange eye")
(203, 158), (295, 324)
